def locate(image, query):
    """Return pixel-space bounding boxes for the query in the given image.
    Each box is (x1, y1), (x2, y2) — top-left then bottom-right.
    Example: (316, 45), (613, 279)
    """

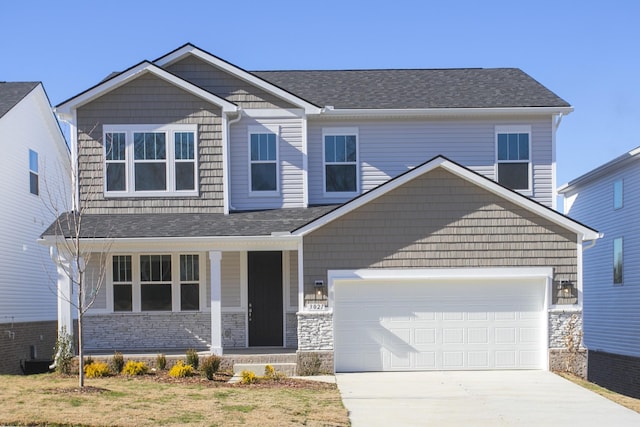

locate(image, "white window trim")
(495, 125), (532, 195)
(247, 124), (280, 197)
(322, 127), (359, 197)
(107, 253), (205, 313)
(103, 124), (198, 197)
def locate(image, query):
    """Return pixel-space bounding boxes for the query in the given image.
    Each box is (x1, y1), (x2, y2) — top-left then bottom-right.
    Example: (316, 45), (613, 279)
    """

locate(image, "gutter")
(315, 106), (574, 118)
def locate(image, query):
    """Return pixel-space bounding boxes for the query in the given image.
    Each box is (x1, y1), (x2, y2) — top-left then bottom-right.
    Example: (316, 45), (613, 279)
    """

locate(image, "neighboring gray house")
(44, 43), (599, 373)
(0, 82), (70, 374)
(559, 148), (640, 396)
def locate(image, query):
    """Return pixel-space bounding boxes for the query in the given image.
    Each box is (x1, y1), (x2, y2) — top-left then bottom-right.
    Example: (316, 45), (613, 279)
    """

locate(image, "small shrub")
(122, 360), (149, 376)
(84, 356), (94, 366)
(263, 364), (286, 381)
(201, 355), (222, 380)
(156, 353), (167, 370)
(53, 327), (74, 375)
(85, 361), (110, 378)
(186, 349), (199, 369)
(297, 352), (323, 376)
(169, 360), (194, 378)
(111, 352), (125, 373)
(240, 370), (257, 384)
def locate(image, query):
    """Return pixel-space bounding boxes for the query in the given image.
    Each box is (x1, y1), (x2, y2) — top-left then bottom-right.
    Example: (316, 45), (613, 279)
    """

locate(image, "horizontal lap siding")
(308, 117), (553, 207)
(77, 74), (224, 214)
(564, 163), (640, 356)
(230, 117), (304, 210)
(166, 56), (296, 109)
(221, 252), (241, 308)
(303, 168), (576, 299)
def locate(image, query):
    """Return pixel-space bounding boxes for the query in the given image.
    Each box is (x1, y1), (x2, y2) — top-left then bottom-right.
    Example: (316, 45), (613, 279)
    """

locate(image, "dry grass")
(0, 373), (349, 426)
(557, 372), (640, 413)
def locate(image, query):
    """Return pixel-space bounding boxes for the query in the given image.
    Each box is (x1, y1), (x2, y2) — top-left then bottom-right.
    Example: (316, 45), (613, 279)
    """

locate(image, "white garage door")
(334, 278), (546, 372)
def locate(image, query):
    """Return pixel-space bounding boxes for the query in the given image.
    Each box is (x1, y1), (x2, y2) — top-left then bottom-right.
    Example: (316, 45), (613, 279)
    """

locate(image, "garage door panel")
(334, 278), (546, 372)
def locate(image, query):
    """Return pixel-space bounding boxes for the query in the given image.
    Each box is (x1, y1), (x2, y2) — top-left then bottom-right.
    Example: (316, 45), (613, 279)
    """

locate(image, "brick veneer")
(0, 320), (57, 374)
(588, 350), (640, 398)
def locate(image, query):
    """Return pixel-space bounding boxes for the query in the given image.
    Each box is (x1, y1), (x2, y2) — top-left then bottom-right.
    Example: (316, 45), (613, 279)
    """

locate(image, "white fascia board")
(294, 157), (600, 241)
(316, 106), (574, 119)
(328, 267), (554, 283)
(55, 62), (237, 118)
(39, 234), (302, 253)
(154, 46), (321, 115)
(242, 108), (305, 118)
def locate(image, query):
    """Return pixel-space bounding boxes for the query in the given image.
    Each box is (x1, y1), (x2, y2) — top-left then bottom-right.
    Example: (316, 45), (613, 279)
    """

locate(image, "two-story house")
(559, 148), (640, 396)
(44, 43), (599, 373)
(0, 82), (69, 374)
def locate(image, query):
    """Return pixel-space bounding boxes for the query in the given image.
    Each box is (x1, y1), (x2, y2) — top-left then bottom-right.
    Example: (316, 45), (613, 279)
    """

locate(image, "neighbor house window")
(140, 255), (172, 311)
(249, 131), (278, 192)
(614, 179), (623, 209)
(103, 125), (197, 196)
(496, 126), (531, 191)
(324, 128), (358, 193)
(112, 255), (132, 312)
(613, 237), (623, 285)
(180, 255), (200, 311)
(29, 149), (39, 195)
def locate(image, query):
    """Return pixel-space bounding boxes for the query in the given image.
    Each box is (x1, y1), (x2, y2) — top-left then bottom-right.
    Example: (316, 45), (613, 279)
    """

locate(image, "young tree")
(43, 123), (112, 387)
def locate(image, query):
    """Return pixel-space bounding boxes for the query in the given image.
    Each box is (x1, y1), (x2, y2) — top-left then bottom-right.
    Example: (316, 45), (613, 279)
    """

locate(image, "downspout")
(224, 109), (243, 213)
(583, 233), (604, 251)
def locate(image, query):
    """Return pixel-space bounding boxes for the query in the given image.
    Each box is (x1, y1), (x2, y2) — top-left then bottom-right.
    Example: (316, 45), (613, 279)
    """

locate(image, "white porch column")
(297, 241), (304, 312)
(50, 247), (73, 337)
(209, 251), (223, 355)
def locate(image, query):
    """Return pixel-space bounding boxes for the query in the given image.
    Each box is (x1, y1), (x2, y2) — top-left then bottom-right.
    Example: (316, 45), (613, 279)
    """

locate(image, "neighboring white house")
(559, 147), (640, 397)
(0, 82), (69, 374)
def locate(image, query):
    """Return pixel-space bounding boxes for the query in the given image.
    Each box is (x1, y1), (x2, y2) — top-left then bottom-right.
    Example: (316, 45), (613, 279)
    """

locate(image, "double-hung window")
(104, 124), (197, 196)
(140, 255), (172, 311)
(180, 255), (200, 311)
(324, 128), (358, 194)
(112, 255), (132, 312)
(249, 127), (278, 193)
(28, 149), (39, 195)
(496, 126), (531, 191)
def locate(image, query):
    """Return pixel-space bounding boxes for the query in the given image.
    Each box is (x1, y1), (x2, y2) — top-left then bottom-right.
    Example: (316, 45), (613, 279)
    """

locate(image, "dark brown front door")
(248, 251), (283, 346)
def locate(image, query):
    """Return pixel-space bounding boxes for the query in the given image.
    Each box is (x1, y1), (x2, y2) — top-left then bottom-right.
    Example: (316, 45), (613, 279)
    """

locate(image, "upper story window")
(324, 128), (358, 194)
(613, 237), (623, 285)
(496, 126), (531, 191)
(103, 124), (198, 197)
(249, 127), (278, 194)
(29, 149), (39, 195)
(613, 179), (623, 209)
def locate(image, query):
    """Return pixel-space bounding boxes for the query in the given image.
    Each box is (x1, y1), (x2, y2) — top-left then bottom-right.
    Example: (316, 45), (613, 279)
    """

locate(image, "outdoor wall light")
(560, 280), (574, 294)
(314, 280), (325, 298)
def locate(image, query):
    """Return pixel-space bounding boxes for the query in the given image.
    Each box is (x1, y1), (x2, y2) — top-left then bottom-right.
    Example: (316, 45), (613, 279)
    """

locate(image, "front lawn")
(0, 372), (349, 426)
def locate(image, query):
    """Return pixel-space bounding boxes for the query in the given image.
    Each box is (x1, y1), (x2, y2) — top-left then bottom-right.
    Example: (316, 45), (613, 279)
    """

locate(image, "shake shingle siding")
(166, 56), (296, 109)
(77, 74), (224, 214)
(303, 168), (576, 298)
(308, 116), (555, 207)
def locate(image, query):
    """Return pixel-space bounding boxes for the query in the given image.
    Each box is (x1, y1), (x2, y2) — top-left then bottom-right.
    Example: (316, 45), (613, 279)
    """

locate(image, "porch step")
(221, 352), (297, 370)
(229, 362), (297, 383)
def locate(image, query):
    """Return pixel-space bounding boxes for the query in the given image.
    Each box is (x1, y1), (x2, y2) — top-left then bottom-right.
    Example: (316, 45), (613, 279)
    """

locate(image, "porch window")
(112, 255), (132, 312)
(496, 126), (531, 191)
(323, 128), (358, 193)
(103, 124), (198, 197)
(140, 255), (172, 311)
(180, 254), (200, 311)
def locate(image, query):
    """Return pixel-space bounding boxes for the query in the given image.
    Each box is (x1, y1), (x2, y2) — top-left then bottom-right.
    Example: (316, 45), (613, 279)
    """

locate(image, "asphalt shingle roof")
(252, 68), (570, 109)
(0, 82), (39, 118)
(42, 205), (340, 239)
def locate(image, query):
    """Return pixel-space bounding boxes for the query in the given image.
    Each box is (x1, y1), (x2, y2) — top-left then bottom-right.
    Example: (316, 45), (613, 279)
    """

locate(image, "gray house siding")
(229, 116), (305, 210)
(165, 55), (296, 109)
(564, 163), (640, 357)
(303, 167), (577, 301)
(77, 73), (224, 214)
(307, 116), (555, 207)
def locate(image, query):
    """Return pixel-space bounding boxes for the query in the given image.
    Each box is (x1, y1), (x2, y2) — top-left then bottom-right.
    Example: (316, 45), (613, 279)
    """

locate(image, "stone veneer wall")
(84, 313), (211, 351)
(548, 310), (586, 378)
(0, 320), (57, 374)
(222, 312), (245, 348)
(297, 311), (333, 351)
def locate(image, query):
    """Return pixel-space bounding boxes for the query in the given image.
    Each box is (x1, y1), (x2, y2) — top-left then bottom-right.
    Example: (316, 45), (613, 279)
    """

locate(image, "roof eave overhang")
(154, 44), (322, 115)
(293, 156), (599, 241)
(55, 62), (238, 121)
(38, 233), (301, 252)
(314, 106), (574, 119)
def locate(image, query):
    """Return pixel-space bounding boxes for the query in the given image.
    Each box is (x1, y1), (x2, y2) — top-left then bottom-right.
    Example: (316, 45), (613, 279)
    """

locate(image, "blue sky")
(1, 0), (638, 188)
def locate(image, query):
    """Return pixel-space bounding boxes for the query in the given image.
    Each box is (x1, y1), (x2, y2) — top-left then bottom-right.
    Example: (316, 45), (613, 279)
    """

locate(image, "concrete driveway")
(336, 371), (640, 426)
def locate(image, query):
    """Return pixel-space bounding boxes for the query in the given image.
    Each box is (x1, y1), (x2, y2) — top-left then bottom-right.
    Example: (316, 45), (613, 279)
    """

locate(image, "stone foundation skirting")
(296, 350), (334, 374)
(0, 320), (57, 374)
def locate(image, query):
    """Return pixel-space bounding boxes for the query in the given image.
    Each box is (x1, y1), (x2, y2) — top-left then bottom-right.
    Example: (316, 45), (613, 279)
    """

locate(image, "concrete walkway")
(336, 371), (640, 426)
